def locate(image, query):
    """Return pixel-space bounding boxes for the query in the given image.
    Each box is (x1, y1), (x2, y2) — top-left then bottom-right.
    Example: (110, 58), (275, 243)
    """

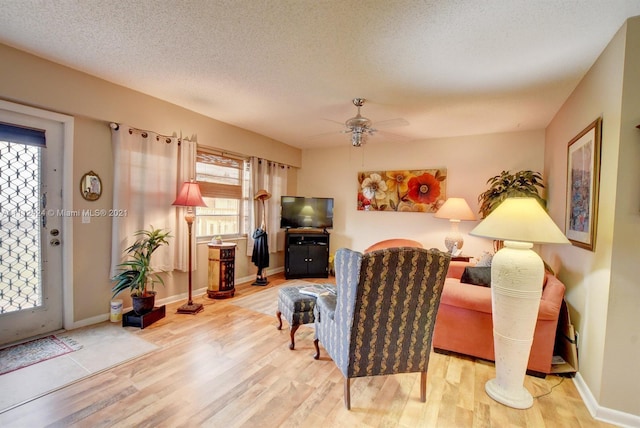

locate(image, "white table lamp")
(434, 197), (476, 252)
(470, 197), (569, 409)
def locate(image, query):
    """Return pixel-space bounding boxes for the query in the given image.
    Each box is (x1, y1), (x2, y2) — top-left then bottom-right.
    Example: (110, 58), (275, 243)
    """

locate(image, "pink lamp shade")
(172, 181), (207, 207)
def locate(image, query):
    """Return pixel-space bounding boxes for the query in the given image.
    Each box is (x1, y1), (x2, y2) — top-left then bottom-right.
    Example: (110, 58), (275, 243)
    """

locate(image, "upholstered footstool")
(276, 286), (317, 350)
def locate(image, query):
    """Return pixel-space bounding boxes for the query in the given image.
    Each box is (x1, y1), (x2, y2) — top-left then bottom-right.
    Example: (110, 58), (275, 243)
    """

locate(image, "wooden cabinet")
(285, 230), (330, 279)
(207, 243), (236, 298)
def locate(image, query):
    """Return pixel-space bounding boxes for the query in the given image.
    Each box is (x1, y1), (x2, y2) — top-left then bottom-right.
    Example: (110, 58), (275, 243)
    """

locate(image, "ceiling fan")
(338, 98), (409, 147)
(345, 98), (375, 147)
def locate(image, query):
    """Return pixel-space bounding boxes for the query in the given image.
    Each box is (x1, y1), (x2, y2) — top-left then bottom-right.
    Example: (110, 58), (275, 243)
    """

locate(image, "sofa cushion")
(363, 238), (423, 253)
(447, 260), (474, 279)
(441, 273), (564, 321)
(476, 251), (493, 267)
(460, 266), (492, 287)
(440, 278), (493, 314)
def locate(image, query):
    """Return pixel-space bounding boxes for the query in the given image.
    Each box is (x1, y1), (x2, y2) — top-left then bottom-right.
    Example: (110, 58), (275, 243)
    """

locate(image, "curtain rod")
(199, 147), (292, 168)
(109, 122), (179, 144)
(110, 122), (295, 168)
(197, 145), (247, 161)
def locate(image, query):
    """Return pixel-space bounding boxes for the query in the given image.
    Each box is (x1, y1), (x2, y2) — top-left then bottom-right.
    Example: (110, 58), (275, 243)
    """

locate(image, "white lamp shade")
(434, 197), (476, 221)
(470, 197), (569, 244)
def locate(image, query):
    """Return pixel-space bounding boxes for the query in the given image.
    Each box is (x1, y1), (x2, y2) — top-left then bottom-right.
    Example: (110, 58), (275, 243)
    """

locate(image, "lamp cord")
(533, 376), (565, 399)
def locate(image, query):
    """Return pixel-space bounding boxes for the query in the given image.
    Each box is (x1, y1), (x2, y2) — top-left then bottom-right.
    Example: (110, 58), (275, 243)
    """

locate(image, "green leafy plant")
(477, 170), (546, 218)
(111, 226), (171, 298)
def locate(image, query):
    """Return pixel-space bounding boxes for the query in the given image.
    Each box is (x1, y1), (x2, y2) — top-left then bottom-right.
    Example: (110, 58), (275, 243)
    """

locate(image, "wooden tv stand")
(284, 229), (330, 279)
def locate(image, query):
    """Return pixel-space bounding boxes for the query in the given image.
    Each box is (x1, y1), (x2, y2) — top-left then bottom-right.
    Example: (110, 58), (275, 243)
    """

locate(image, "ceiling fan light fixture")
(351, 129), (364, 147)
(347, 98), (374, 147)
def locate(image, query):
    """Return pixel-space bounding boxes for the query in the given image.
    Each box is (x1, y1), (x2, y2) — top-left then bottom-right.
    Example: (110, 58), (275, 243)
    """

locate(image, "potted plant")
(477, 170), (546, 219)
(111, 226), (171, 315)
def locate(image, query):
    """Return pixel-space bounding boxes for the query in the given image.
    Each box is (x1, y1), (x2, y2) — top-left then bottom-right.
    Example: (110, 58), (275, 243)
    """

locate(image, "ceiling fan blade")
(375, 129), (413, 142)
(373, 117), (410, 129)
(308, 130), (344, 139)
(321, 118), (347, 127)
(309, 128), (355, 139)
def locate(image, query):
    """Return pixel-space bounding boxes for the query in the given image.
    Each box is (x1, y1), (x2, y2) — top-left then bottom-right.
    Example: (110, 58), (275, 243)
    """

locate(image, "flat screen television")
(280, 196), (334, 229)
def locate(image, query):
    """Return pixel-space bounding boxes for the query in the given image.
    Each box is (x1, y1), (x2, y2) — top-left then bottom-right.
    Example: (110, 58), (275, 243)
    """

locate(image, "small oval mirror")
(80, 171), (102, 201)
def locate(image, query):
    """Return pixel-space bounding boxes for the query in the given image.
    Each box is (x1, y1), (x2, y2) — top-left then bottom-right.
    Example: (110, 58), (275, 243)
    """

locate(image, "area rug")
(230, 279), (317, 316)
(0, 335), (82, 375)
(0, 322), (158, 413)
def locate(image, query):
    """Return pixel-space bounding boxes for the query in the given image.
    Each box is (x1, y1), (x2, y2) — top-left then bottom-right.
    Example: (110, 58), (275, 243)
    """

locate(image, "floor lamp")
(434, 197), (476, 253)
(173, 180), (207, 314)
(469, 197), (569, 409)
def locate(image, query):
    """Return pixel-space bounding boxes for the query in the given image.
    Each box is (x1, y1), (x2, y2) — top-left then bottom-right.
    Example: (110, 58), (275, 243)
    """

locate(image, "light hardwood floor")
(1, 273), (612, 427)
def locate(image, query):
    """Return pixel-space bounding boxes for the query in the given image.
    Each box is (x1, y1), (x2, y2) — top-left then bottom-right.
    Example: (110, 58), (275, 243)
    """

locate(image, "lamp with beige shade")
(434, 197), (476, 253)
(470, 197), (569, 409)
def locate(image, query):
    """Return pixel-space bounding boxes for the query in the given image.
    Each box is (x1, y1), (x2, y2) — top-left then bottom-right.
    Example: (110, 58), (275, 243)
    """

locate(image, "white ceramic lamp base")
(444, 220), (463, 253)
(486, 240), (544, 409)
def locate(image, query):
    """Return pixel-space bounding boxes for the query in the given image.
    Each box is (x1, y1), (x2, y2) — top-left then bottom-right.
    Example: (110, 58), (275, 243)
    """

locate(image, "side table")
(207, 242), (236, 298)
(451, 255), (472, 262)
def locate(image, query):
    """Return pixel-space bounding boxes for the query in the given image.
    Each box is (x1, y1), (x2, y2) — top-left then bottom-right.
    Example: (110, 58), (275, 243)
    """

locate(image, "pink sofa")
(433, 261), (565, 375)
(363, 238), (423, 253)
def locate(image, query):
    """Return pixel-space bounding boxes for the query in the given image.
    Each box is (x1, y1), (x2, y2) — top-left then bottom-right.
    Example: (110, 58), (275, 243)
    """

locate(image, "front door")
(0, 106), (65, 345)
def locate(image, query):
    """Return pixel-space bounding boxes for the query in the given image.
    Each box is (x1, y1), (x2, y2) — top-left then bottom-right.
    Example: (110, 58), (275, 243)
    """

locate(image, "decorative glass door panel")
(0, 141), (42, 313)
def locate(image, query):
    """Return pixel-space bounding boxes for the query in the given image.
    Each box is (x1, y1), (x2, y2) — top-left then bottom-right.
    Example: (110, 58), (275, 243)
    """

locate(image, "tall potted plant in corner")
(111, 226), (171, 315)
(477, 170), (546, 218)
(477, 170), (546, 252)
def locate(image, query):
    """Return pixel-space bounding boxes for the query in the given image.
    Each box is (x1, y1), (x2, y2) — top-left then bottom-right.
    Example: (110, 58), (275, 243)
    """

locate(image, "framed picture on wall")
(565, 117), (602, 251)
(357, 168), (447, 212)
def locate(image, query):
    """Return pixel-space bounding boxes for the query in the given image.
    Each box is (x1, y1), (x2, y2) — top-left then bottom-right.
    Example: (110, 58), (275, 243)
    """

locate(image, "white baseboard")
(67, 313), (110, 329)
(69, 268), (286, 330)
(573, 373), (640, 427)
(236, 266), (284, 286)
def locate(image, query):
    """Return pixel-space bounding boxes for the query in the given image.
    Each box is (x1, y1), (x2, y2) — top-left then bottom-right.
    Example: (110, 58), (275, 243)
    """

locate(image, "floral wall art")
(357, 169), (447, 212)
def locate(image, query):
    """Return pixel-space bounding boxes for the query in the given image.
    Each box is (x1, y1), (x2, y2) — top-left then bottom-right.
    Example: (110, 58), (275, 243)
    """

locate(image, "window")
(195, 149), (250, 238)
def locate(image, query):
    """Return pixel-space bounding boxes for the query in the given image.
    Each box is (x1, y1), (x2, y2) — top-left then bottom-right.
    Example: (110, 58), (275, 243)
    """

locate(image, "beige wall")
(298, 130), (545, 261)
(543, 17), (640, 418)
(604, 17), (640, 415)
(0, 43), (301, 324)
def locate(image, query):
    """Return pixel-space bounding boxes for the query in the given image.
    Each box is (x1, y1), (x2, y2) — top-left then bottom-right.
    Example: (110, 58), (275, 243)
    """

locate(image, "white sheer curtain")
(110, 125), (178, 276)
(174, 138), (197, 272)
(247, 157), (288, 255)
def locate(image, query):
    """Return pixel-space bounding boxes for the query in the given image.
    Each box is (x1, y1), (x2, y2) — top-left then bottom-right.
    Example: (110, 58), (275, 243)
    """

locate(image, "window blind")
(0, 122), (46, 147)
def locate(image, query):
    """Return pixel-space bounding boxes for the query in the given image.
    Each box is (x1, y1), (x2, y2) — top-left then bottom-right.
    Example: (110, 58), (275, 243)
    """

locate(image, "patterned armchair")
(313, 246), (450, 409)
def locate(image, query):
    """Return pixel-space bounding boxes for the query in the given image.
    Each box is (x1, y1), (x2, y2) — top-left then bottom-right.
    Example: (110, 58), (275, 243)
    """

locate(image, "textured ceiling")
(1, 1), (640, 149)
